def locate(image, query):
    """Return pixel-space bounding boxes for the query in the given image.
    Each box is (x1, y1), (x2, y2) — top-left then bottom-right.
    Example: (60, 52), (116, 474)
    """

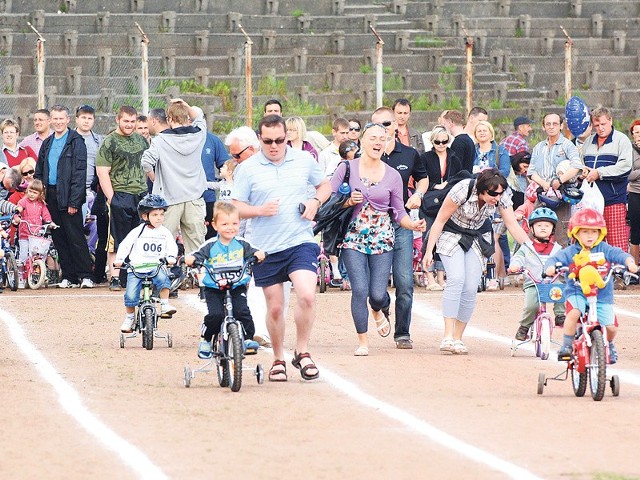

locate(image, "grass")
(255, 76), (287, 96)
(438, 64), (456, 92)
(515, 26), (524, 38)
(360, 64), (372, 74)
(291, 9), (305, 18)
(383, 74), (404, 91)
(414, 36), (446, 48)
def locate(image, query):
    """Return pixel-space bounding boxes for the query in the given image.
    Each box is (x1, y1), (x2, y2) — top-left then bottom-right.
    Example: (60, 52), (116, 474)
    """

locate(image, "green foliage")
(438, 64), (457, 92)
(554, 95), (566, 106)
(0, 49), (8, 57)
(414, 36), (446, 48)
(211, 118), (245, 135)
(515, 26), (524, 38)
(309, 123), (333, 135)
(291, 9), (305, 18)
(256, 76), (287, 96)
(3, 86), (14, 94)
(383, 74), (404, 91)
(58, 2), (67, 13)
(439, 64), (457, 74)
(382, 66), (393, 74)
(411, 94), (431, 111)
(285, 100), (326, 116)
(125, 79), (138, 96)
(345, 97), (365, 112)
(488, 98), (504, 109)
(438, 95), (462, 111)
(360, 64), (372, 74)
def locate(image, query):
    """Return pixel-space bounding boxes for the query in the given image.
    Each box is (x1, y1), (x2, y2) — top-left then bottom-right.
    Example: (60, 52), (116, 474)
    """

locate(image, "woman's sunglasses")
(22, 169), (35, 176)
(349, 127), (361, 132)
(486, 189), (505, 197)
(433, 139), (449, 145)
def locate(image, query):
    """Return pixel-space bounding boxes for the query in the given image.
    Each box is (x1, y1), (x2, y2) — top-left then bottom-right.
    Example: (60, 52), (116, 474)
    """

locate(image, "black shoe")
(396, 338), (413, 349)
(169, 290), (179, 299)
(554, 315), (565, 327)
(109, 276), (121, 292)
(515, 325), (529, 341)
(329, 278), (343, 288)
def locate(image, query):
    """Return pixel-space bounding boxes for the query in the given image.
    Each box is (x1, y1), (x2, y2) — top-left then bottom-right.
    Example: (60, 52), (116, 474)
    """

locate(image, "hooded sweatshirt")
(141, 107), (207, 205)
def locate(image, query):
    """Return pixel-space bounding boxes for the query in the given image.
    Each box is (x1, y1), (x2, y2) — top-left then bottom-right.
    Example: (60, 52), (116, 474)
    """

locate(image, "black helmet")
(560, 185), (584, 205)
(138, 194), (168, 216)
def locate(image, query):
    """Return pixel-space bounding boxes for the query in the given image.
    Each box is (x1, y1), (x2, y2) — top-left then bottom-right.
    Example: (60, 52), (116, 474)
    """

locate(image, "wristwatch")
(416, 191), (424, 199)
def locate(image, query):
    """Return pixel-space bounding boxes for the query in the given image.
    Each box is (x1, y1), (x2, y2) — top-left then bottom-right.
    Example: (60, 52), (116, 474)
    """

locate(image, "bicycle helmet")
(529, 207), (558, 227)
(525, 181), (540, 203)
(138, 194), (169, 216)
(567, 207), (607, 247)
(537, 188), (563, 210)
(560, 185), (584, 205)
(565, 96), (590, 138)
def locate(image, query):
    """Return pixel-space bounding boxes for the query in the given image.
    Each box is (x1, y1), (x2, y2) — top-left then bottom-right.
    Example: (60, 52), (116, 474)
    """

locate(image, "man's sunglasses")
(261, 137), (286, 145)
(21, 169), (35, 176)
(231, 145), (250, 159)
(486, 189), (505, 197)
(433, 139), (449, 145)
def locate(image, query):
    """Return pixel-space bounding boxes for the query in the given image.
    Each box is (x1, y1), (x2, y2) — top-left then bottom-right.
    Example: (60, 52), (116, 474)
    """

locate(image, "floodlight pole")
(369, 24), (384, 108)
(27, 22), (46, 109)
(135, 22), (150, 115)
(462, 27), (474, 117)
(238, 23), (254, 126)
(560, 25), (573, 100)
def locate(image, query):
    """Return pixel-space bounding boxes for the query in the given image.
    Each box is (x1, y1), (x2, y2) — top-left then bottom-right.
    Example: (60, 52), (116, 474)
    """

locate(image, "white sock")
(331, 260), (341, 280)
(160, 299), (168, 305)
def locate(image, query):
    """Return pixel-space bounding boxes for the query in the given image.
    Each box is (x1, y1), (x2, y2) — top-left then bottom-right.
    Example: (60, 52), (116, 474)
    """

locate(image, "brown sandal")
(291, 351), (320, 380)
(268, 360), (287, 382)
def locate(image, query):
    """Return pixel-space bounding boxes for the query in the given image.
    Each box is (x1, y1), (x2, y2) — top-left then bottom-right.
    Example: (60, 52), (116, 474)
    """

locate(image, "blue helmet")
(561, 185), (584, 205)
(537, 189), (563, 210)
(529, 207), (558, 226)
(138, 194), (168, 216)
(565, 96), (590, 137)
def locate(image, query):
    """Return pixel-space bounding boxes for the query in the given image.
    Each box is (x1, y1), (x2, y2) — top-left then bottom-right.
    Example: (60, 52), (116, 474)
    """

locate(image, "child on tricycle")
(545, 208), (638, 363)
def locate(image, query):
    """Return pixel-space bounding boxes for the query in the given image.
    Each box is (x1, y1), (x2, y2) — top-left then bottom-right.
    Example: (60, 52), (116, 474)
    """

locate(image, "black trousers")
(202, 285), (255, 342)
(46, 187), (93, 282)
(92, 191), (109, 283)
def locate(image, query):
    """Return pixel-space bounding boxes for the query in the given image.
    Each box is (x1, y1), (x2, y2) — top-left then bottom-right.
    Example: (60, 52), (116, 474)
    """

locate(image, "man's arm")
(96, 166), (114, 203)
(141, 140), (159, 182)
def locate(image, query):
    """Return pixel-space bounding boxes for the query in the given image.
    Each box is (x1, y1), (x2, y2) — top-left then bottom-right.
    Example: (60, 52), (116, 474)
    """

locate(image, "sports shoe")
(554, 315), (565, 327)
(515, 325), (530, 341)
(439, 337), (455, 353)
(160, 303), (177, 316)
(169, 290), (178, 299)
(253, 334), (272, 348)
(396, 338), (413, 349)
(58, 279), (76, 288)
(329, 278), (343, 288)
(244, 339), (259, 354)
(557, 344), (572, 361)
(120, 316), (135, 333)
(608, 342), (618, 364)
(486, 279), (499, 291)
(501, 276), (510, 286)
(18, 278), (25, 289)
(109, 276), (121, 291)
(452, 340), (468, 355)
(80, 278), (94, 289)
(198, 338), (213, 359)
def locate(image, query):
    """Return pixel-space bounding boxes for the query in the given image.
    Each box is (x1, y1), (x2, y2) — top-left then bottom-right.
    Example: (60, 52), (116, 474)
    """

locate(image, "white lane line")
(411, 296), (640, 388)
(0, 307), (168, 480)
(183, 294), (542, 480)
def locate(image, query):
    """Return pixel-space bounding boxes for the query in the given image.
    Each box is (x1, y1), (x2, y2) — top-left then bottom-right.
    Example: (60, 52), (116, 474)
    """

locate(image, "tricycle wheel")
(610, 375), (620, 397)
(167, 333), (173, 348)
(119, 333), (125, 348)
(256, 364), (264, 384)
(184, 366), (191, 388)
(537, 372), (545, 395)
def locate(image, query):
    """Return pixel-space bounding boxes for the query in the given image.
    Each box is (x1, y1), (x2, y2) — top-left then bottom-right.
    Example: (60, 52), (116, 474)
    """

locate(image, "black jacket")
(420, 148), (464, 190)
(35, 129), (87, 209)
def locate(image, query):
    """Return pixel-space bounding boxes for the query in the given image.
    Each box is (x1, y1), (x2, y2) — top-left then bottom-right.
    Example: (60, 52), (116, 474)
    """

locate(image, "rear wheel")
(142, 306), (155, 351)
(571, 363), (587, 397)
(319, 261), (327, 293)
(5, 251), (18, 291)
(215, 334), (230, 387)
(589, 329), (606, 401)
(539, 316), (551, 361)
(227, 322), (243, 392)
(27, 259), (47, 289)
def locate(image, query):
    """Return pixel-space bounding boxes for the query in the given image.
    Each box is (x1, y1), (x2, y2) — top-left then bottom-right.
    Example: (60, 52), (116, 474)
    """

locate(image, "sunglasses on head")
(433, 139), (449, 145)
(349, 126), (361, 132)
(22, 169), (35, 176)
(231, 145), (250, 159)
(486, 189), (505, 197)
(261, 137), (286, 145)
(381, 120), (393, 127)
(362, 122), (388, 133)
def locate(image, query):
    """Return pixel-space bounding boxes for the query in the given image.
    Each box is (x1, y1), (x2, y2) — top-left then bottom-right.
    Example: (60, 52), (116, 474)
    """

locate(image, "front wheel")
(142, 306), (155, 351)
(227, 322), (243, 392)
(572, 363), (587, 397)
(27, 259), (47, 289)
(319, 261), (327, 293)
(215, 334), (230, 388)
(5, 251), (19, 291)
(539, 316), (551, 361)
(589, 329), (606, 401)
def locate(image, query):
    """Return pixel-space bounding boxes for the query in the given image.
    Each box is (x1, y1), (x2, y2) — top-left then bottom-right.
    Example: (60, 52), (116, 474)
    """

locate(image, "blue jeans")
(392, 224), (414, 340)
(124, 268), (171, 308)
(342, 248), (393, 334)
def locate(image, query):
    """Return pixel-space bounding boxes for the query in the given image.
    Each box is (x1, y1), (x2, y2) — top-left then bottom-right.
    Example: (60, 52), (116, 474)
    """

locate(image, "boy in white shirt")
(115, 194), (178, 333)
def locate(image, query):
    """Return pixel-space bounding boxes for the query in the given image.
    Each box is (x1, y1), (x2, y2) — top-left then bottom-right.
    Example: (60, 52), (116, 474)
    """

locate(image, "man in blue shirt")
(201, 131), (230, 239)
(34, 105), (94, 288)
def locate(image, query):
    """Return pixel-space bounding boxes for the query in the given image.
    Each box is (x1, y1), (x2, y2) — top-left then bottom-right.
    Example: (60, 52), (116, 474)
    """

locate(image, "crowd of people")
(2, 95), (639, 380)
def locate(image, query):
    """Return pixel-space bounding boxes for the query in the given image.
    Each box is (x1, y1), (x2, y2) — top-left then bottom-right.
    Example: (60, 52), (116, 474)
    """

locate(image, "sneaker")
(502, 276), (510, 286)
(515, 325), (530, 341)
(120, 316), (135, 333)
(486, 279), (498, 291)
(80, 278), (94, 289)
(244, 339), (259, 354)
(160, 303), (177, 316)
(329, 278), (343, 288)
(169, 290), (178, 299)
(58, 279), (76, 288)
(253, 334), (272, 348)
(609, 342), (618, 364)
(109, 276), (121, 291)
(554, 315), (565, 327)
(198, 338), (213, 359)
(452, 340), (468, 355)
(557, 344), (572, 361)
(396, 338), (413, 349)
(439, 337), (455, 353)
(18, 278), (25, 289)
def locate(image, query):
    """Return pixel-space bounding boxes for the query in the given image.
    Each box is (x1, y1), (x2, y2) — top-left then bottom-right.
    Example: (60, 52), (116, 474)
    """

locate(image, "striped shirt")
(18, 130), (53, 157)
(232, 146), (325, 254)
(528, 134), (582, 181)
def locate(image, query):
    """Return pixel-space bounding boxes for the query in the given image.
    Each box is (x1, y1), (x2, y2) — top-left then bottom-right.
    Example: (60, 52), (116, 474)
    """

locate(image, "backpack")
(419, 170), (474, 218)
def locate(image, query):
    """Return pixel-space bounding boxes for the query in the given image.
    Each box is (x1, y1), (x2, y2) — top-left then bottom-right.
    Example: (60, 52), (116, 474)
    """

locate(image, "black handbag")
(313, 161), (355, 256)
(420, 169), (474, 218)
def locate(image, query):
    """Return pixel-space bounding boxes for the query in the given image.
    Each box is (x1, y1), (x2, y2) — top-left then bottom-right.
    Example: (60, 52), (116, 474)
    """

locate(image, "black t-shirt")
(381, 140), (428, 209)
(450, 133), (476, 173)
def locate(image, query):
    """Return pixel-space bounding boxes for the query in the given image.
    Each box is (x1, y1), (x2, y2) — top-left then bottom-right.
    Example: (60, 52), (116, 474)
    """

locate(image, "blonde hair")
(212, 201), (239, 223)
(474, 120), (495, 141)
(27, 178), (46, 202)
(223, 158), (238, 175)
(166, 102), (189, 125)
(429, 125), (449, 144)
(285, 116), (308, 140)
(0, 118), (19, 134)
(19, 157), (36, 172)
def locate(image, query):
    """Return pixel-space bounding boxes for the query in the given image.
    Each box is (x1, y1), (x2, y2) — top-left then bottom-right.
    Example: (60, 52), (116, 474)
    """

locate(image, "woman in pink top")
(16, 179), (53, 263)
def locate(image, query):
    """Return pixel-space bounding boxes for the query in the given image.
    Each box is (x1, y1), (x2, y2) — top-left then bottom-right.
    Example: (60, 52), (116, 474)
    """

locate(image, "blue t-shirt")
(201, 132), (230, 203)
(47, 130), (69, 186)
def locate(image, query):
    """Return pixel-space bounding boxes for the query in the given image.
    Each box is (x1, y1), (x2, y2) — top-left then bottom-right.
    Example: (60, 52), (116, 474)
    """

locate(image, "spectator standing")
(147, 108), (170, 137)
(500, 116), (533, 155)
(318, 118), (351, 177)
(232, 115), (331, 382)
(372, 107), (429, 349)
(263, 99), (282, 116)
(627, 120), (640, 266)
(34, 105), (94, 288)
(473, 121), (511, 178)
(347, 119), (362, 149)
(393, 98), (425, 153)
(463, 106), (488, 142)
(442, 110), (476, 173)
(1, 119), (36, 168)
(286, 116), (318, 161)
(201, 130), (230, 239)
(135, 115), (150, 142)
(19, 109), (53, 157)
(96, 106), (149, 291)
(527, 113), (582, 245)
(142, 99), (208, 255)
(582, 106), (633, 251)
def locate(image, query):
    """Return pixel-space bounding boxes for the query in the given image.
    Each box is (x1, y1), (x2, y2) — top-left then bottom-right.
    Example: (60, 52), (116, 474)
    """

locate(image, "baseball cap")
(514, 116), (533, 128)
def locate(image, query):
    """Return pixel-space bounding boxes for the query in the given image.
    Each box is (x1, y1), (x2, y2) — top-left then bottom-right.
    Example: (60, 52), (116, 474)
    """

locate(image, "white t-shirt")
(115, 223), (178, 271)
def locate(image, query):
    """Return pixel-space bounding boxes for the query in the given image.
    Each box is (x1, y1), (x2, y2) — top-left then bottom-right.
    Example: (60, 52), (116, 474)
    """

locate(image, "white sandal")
(439, 337), (454, 353)
(452, 340), (468, 355)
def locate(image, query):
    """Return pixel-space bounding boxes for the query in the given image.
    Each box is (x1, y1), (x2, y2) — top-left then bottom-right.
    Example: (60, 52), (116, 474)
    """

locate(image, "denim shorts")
(124, 267), (171, 307)
(566, 295), (615, 327)
(252, 242), (320, 288)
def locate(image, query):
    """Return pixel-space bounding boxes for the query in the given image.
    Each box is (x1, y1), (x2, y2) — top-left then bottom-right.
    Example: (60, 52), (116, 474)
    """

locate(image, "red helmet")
(567, 208), (607, 247)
